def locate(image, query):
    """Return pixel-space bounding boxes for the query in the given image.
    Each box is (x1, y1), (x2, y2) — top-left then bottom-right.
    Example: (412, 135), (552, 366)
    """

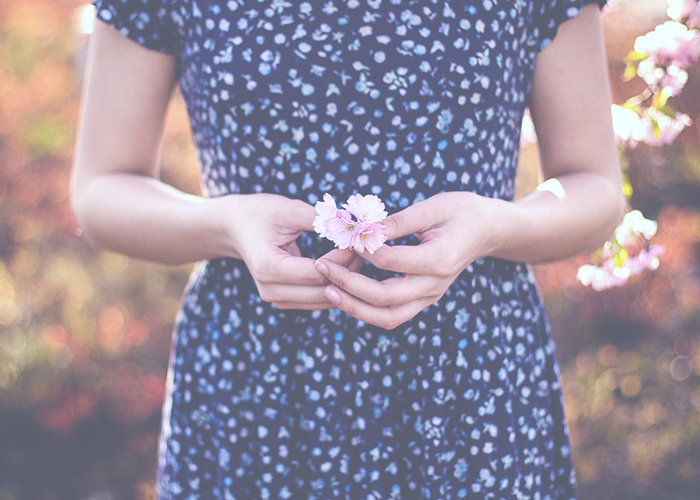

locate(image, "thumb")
(382, 200), (444, 241)
(321, 248), (359, 268)
(278, 198), (317, 232)
(382, 209), (420, 240)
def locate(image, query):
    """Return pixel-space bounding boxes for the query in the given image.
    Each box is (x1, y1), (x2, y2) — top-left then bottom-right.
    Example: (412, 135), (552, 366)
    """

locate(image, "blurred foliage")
(0, 1), (699, 500)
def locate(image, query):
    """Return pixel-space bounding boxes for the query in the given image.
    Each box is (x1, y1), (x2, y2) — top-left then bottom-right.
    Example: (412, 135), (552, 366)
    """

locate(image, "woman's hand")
(314, 192), (499, 329)
(313, 4), (627, 330)
(223, 193), (364, 310)
(72, 22), (364, 312)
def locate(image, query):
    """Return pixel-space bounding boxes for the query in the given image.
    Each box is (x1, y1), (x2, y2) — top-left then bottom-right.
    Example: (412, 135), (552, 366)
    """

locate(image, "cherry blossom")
(577, 245), (665, 291)
(314, 193), (387, 254)
(342, 193), (388, 224)
(578, 210), (665, 291)
(312, 193), (343, 239)
(633, 21), (700, 95)
(667, 0), (700, 29)
(611, 104), (691, 148)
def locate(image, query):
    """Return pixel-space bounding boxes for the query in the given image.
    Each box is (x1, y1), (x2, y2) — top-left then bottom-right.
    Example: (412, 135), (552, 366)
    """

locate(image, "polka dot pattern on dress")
(93, 0), (604, 499)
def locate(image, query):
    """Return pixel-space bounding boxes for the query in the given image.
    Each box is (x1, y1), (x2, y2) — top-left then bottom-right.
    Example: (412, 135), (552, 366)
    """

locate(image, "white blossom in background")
(577, 211), (665, 291)
(577, 0), (700, 290)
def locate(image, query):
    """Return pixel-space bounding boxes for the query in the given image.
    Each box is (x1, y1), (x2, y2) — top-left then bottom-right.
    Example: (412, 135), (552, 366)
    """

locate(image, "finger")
(253, 250), (329, 286)
(323, 285), (434, 330)
(315, 258), (442, 307)
(381, 201), (447, 240)
(256, 282), (328, 305)
(272, 301), (336, 310)
(348, 254), (364, 273)
(275, 198), (318, 233)
(322, 248), (358, 267)
(323, 248), (365, 273)
(361, 241), (457, 277)
(283, 240), (302, 257)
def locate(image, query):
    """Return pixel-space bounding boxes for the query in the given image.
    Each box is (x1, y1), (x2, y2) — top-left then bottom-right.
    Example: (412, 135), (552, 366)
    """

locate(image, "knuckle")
(288, 198), (313, 218)
(429, 248), (458, 278)
(249, 258), (272, 283)
(373, 295), (391, 308)
(385, 214), (405, 236)
(258, 288), (274, 303)
(428, 280), (448, 298)
(343, 302), (357, 317)
(371, 252), (391, 270)
(255, 270), (271, 284)
(380, 313), (401, 331)
(331, 270), (348, 288)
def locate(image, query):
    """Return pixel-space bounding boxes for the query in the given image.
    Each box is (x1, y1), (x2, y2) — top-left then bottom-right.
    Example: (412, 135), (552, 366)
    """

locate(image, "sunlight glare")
(537, 178), (567, 201)
(73, 4), (96, 35)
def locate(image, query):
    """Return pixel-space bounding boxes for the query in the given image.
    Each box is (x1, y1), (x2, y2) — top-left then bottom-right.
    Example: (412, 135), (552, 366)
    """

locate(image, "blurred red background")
(0, 1), (699, 499)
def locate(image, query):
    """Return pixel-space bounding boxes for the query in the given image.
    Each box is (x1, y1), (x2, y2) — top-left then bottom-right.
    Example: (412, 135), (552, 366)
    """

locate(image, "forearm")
(483, 170), (625, 264)
(72, 173), (236, 265)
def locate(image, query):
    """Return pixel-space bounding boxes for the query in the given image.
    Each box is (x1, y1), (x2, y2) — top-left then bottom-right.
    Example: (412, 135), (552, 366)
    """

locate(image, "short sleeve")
(93, 0), (181, 55)
(537, 0), (607, 51)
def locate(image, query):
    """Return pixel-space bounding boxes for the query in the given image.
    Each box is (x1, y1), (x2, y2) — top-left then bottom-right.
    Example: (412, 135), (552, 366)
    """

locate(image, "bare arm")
(490, 2), (625, 262)
(72, 21), (230, 264)
(72, 21), (360, 308)
(315, 4), (626, 329)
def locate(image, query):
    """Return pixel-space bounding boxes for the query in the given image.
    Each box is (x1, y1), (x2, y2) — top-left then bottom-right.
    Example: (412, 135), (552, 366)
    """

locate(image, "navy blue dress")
(93, 1), (602, 498)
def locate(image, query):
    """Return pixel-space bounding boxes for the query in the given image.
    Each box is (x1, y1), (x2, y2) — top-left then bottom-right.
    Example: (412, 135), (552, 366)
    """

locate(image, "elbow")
(70, 178), (102, 248)
(590, 176), (627, 251)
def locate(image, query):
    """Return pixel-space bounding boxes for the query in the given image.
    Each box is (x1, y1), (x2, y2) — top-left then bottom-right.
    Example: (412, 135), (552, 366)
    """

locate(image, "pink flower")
(611, 105), (648, 148)
(633, 21), (700, 96)
(624, 245), (665, 275)
(668, 0), (700, 29)
(610, 105), (691, 148)
(349, 222), (388, 254)
(313, 193), (388, 254)
(636, 59), (688, 95)
(645, 108), (692, 146)
(313, 193), (341, 239)
(325, 211), (357, 250)
(343, 193), (388, 224)
(578, 209), (665, 291)
(620, 210), (658, 240)
(634, 22), (700, 68)
(577, 264), (630, 291)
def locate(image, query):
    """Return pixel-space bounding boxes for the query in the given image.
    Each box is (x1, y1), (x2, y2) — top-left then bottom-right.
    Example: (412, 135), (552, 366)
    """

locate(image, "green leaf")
(614, 248), (629, 268)
(622, 101), (639, 112)
(622, 171), (633, 199)
(651, 118), (661, 138)
(626, 50), (646, 62)
(623, 63), (638, 82)
(657, 105), (677, 119)
(651, 91), (668, 110)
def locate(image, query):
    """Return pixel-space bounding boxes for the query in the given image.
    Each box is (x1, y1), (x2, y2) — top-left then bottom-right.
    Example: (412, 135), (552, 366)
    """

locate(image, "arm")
(72, 21), (360, 308)
(315, 4), (626, 329)
(492, 2), (626, 262)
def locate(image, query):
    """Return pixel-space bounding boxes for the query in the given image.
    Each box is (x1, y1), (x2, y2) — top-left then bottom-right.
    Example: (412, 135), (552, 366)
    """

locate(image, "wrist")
(453, 192), (515, 262)
(208, 194), (245, 260)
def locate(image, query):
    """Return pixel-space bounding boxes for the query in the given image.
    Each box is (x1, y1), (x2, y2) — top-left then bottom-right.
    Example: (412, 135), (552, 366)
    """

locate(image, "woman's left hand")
(314, 191), (499, 330)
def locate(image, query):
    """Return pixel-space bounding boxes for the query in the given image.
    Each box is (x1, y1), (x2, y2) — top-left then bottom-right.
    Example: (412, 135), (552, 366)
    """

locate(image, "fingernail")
(325, 289), (341, 305)
(315, 260), (329, 277)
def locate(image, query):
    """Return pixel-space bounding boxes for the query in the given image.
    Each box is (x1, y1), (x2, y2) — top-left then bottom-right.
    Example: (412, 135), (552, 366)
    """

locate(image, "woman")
(72, 0), (624, 498)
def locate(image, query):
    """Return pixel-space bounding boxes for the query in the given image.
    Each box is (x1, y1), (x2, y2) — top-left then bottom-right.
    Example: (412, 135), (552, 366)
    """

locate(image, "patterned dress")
(94, 0), (603, 498)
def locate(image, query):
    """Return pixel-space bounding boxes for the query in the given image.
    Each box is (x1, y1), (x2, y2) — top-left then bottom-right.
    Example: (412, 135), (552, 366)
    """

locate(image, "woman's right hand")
(221, 193), (364, 310)
(73, 21), (362, 311)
